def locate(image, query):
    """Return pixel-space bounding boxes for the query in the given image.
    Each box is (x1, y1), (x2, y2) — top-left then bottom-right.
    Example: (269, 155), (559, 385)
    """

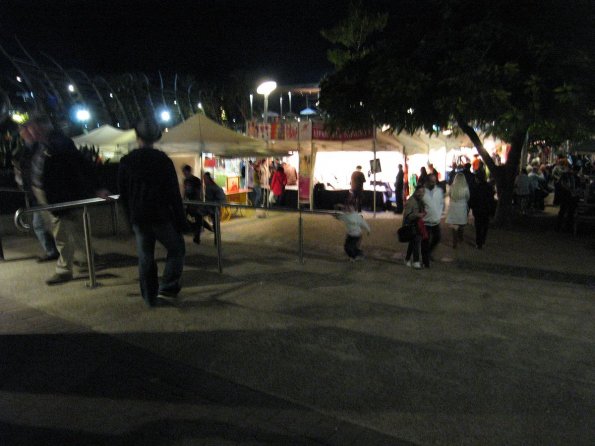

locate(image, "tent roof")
(72, 125), (136, 148)
(312, 130), (404, 152)
(157, 113), (285, 157)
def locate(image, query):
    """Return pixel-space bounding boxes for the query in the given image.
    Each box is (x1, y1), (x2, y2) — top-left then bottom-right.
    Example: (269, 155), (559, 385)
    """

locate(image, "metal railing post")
(214, 204), (223, 273)
(0, 234), (4, 261)
(298, 208), (304, 264)
(82, 205), (97, 288)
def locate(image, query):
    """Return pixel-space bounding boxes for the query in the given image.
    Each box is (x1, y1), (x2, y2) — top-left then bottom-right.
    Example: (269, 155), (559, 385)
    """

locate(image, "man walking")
(118, 118), (186, 307)
(14, 123), (59, 262)
(422, 174), (444, 267)
(394, 164), (404, 214)
(24, 114), (97, 285)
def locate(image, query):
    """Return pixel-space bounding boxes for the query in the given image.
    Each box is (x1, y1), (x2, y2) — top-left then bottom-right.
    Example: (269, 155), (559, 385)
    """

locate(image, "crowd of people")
(399, 162), (496, 269)
(7, 113), (593, 301)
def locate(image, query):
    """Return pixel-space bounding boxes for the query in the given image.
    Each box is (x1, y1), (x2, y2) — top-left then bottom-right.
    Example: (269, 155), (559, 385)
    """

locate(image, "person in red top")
(270, 165), (287, 206)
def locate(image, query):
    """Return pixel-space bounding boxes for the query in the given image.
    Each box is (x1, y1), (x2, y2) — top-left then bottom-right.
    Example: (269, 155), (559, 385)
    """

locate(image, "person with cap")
(23, 114), (100, 285)
(118, 118), (186, 307)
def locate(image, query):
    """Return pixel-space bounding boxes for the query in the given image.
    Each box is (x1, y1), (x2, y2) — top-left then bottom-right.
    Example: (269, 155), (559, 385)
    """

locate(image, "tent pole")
(373, 125), (377, 217)
(297, 120), (300, 209)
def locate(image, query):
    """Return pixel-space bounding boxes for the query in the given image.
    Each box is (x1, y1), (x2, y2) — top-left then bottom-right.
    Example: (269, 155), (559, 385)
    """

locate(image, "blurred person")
(334, 198), (370, 261)
(514, 168), (531, 214)
(181, 164), (203, 245)
(402, 185), (426, 269)
(202, 172), (226, 238)
(118, 118), (186, 306)
(422, 173), (444, 267)
(14, 123), (58, 262)
(270, 164), (287, 206)
(252, 160), (263, 207)
(445, 173), (470, 248)
(282, 161), (297, 186)
(555, 163), (579, 232)
(24, 114), (99, 285)
(350, 165), (366, 212)
(469, 170), (495, 249)
(417, 166), (428, 187)
(394, 163), (404, 214)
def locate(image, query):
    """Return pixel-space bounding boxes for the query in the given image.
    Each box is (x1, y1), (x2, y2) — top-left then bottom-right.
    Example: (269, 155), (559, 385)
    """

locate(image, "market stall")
(157, 113), (287, 205)
(72, 125), (136, 161)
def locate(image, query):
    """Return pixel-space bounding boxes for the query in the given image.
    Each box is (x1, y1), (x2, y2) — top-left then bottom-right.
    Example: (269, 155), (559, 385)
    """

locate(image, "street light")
(257, 80), (277, 125)
(249, 94), (253, 120)
(76, 109), (90, 122)
(160, 110), (171, 122)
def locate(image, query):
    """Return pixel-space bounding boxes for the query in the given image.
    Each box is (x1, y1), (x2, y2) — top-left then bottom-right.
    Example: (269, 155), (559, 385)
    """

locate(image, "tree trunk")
(455, 117), (527, 227)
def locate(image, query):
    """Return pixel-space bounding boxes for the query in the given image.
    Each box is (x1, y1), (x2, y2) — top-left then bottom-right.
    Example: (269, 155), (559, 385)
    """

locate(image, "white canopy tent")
(72, 125), (136, 159)
(157, 113), (284, 157)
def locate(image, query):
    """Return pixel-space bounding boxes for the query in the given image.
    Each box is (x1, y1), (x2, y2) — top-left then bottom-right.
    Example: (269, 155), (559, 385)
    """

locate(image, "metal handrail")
(14, 195), (120, 231)
(13, 195), (119, 288)
(10, 194), (343, 286)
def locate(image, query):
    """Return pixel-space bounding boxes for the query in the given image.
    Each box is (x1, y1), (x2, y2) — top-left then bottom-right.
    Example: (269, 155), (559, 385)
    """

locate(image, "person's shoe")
(46, 272), (73, 285)
(355, 254), (365, 261)
(203, 222), (214, 232)
(37, 253), (59, 263)
(193, 235), (201, 245)
(412, 262), (422, 269)
(404, 259), (412, 267)
(157, 289), (179, 299)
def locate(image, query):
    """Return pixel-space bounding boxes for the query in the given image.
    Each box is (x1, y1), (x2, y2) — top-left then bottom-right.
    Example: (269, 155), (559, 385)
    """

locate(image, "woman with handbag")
(402, 185), (426, 269)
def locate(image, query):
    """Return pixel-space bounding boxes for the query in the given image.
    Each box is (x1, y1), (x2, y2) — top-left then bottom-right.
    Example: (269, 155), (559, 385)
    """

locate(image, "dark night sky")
(0, 0), (371, 85)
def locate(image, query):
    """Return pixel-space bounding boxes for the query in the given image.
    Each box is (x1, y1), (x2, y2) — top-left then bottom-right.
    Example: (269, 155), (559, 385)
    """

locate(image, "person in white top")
(445, 173), (470, 248)
(422, 174), (444, 266)
(334, 199), (371, 261)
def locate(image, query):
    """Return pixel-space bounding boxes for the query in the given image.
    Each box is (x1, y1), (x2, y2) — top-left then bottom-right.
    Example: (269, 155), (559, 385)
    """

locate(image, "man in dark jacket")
(118, 118), (186, 307)
(24, 114), (98, 285)
(182, 164), (203, 244)
(15, 124), (58, 262)
(394, 164), (404, 214)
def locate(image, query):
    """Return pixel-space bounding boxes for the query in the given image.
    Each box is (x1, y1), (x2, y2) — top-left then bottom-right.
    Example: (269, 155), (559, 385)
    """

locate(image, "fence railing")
(11, 195), (341, 288)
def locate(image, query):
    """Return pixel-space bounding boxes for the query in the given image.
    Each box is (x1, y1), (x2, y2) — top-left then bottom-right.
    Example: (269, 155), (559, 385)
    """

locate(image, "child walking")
(334, 199), (371, 261)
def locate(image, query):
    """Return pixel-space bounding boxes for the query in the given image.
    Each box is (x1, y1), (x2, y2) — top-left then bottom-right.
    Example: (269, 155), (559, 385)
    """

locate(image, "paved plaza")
(0, 207), (594, 445)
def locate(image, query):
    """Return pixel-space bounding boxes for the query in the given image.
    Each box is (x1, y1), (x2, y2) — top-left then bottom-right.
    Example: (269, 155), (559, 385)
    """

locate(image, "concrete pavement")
(0, 207), (593, 445)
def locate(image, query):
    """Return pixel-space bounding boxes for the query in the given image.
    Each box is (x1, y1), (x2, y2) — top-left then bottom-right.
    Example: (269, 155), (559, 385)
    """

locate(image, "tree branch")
(455, 116), (497, 172)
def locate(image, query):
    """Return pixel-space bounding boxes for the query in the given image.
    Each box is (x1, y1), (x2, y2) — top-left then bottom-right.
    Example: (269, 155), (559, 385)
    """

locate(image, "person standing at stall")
(118, 118), (186, 307)
(394, 164), (404, 214)
(182, 164), (203, 245)
(350, 165), (366, 212)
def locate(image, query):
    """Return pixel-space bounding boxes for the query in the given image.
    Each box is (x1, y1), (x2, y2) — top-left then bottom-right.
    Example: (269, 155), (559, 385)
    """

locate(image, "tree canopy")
(320, 0), (595, 223)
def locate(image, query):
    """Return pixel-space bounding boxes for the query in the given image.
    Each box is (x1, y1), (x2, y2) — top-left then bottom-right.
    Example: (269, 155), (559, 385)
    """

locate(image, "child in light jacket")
(334, 199), (371, 261)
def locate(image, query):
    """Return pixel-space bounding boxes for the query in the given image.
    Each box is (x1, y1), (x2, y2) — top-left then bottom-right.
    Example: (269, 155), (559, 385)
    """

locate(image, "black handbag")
(397, 224), (415, 242)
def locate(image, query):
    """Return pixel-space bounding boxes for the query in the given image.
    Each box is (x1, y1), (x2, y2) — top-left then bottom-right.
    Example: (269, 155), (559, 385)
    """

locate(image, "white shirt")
(336, 212), (371, 237)
(423, 186), (444, 226)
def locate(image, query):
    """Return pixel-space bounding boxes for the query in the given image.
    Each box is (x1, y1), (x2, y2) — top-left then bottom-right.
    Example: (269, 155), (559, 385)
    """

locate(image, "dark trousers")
(132, 222), (185, 306)
(405, 235), (421, 262)
(473, 211), (489, 248)
(556, 197), (578, 231)
(395, 188), (404, 213)
(426, 224), (441, 252)
(344, 235), (362, 259)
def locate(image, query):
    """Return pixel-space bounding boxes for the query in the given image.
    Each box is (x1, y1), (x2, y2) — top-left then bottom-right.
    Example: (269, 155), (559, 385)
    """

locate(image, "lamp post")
(257, 80), (277, 127)
(249, 93), (253, 120)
